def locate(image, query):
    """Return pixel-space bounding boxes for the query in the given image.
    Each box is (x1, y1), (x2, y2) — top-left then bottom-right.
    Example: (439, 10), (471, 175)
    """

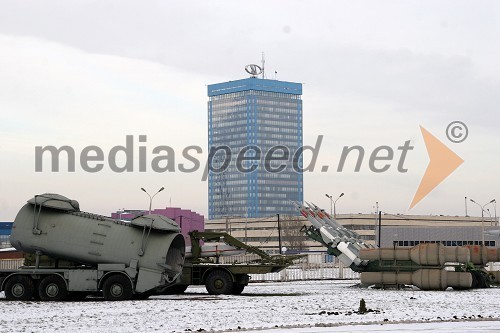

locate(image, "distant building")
(111, 208), (204, 245)
(207, 76), (303, 219)
(205, 214), (499, 253)
(0, 222), (13, 249)
(380, 226), (497, 247)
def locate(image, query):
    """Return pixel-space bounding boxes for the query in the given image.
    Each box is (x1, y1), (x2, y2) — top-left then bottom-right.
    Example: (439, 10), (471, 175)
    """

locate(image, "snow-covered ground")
(247, 321), (500, 332)
(1, 280), (499, 333)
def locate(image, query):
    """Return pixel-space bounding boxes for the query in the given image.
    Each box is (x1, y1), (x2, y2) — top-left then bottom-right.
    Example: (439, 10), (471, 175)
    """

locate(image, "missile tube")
(360, 243), (470, 265)
(361, 269), (473, 290)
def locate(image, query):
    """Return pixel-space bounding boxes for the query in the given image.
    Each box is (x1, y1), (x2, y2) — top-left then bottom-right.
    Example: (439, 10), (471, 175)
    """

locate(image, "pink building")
(111, 208), (204, 245)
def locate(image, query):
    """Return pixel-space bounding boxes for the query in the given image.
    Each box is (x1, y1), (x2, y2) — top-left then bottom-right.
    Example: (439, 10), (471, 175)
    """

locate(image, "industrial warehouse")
(205, 213), (498, 253)
(3, 212), (497, 254)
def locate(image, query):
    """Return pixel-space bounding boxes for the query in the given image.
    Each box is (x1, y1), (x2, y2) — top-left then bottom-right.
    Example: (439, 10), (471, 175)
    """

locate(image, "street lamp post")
(465, 196), (468, 217)
(470, 198), (495, 246)
(492, 200), (497, 226)
(325, 193), (344, 219)
(141, 187), (165, 214)
(118, 208), (125, 221)
(325, 194), (333, 215)
(486, 209), (493, 226)
(334, 193), (344, 219)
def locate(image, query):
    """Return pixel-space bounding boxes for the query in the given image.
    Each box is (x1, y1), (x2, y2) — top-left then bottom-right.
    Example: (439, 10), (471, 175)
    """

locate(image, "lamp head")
(141, 188), (146, 193)
(159, 187), (165, 192)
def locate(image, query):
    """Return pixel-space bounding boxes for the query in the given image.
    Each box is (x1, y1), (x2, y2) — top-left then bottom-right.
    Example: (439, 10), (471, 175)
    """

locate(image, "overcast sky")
(1, 1), (499, 220)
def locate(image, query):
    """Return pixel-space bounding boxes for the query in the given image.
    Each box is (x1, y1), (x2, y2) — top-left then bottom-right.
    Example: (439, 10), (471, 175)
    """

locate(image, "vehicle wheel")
(205, 270), (233, 295)
(102, 275), (133, 301)
(231, 284), (245, 295)
(471, 271), (488, 289)
(39, 275), (68, 301)
(5, 275), (35, 301)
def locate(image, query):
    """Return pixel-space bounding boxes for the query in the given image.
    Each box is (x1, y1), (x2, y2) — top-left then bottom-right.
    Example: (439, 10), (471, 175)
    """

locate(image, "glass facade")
(394, 240), (496, 247)
(0, 222), (13, 248)
(208, 78), (303, 219)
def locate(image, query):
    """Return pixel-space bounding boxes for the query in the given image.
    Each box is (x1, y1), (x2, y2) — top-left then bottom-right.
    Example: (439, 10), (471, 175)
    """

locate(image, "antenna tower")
(261, 52), (265, 79)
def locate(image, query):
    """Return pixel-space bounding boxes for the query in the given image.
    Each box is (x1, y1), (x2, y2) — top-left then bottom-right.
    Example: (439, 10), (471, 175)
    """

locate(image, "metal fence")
(218, 253), (360, 282)
(250, 266), (359, 282)
(0, 259), (23, 270)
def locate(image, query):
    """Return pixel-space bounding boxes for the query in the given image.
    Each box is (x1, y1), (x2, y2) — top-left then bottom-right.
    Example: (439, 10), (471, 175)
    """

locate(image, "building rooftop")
(208, 77), (302, 96)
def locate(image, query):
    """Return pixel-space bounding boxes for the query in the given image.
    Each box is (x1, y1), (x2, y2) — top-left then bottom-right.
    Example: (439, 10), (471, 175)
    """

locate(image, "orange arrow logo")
(409, 126), (464, 209)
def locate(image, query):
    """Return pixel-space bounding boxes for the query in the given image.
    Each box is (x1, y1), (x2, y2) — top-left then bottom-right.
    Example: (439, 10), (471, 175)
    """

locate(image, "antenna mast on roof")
(261, 52), (265, 79)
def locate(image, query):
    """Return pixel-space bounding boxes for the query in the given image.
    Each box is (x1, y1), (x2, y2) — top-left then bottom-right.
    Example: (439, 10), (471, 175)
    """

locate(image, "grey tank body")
(10, 194), (185, 283)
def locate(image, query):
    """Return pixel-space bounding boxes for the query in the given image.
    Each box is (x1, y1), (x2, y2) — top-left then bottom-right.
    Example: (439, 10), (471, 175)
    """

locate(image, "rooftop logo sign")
(245, 64), (263, 77)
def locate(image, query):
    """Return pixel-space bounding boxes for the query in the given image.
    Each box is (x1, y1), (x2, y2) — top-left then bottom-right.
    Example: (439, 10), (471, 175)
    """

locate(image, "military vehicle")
(295, 201), (500, 290)
(163, 231), (302, 295)
(0, 193), (185, 301)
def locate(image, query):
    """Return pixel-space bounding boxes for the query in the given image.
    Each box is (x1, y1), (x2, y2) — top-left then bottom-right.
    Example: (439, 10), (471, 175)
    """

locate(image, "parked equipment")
(162, 231), (301, 295)
(295, 201), (500, 290)
(0, 193), (185, 301)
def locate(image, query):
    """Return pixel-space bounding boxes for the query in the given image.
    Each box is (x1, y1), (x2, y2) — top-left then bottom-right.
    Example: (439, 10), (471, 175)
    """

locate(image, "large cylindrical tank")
(359, 248), (411, 261)
(10, 194), (185, 281)
(467, 245), (500, 265)
(360, 271), (412, 286)
(360, 243), (470, 265)
(361, 269), (472, 290)
(409, 243), (470, 265)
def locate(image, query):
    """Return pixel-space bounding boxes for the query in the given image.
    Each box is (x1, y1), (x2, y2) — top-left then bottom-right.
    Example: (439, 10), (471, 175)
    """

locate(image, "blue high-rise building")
(207, 76), (303, 219)
(0, 222), (13, 248)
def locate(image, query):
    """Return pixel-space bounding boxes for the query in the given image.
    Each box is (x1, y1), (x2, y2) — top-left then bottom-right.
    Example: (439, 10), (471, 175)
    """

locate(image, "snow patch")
(0, 280), (499, 332)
